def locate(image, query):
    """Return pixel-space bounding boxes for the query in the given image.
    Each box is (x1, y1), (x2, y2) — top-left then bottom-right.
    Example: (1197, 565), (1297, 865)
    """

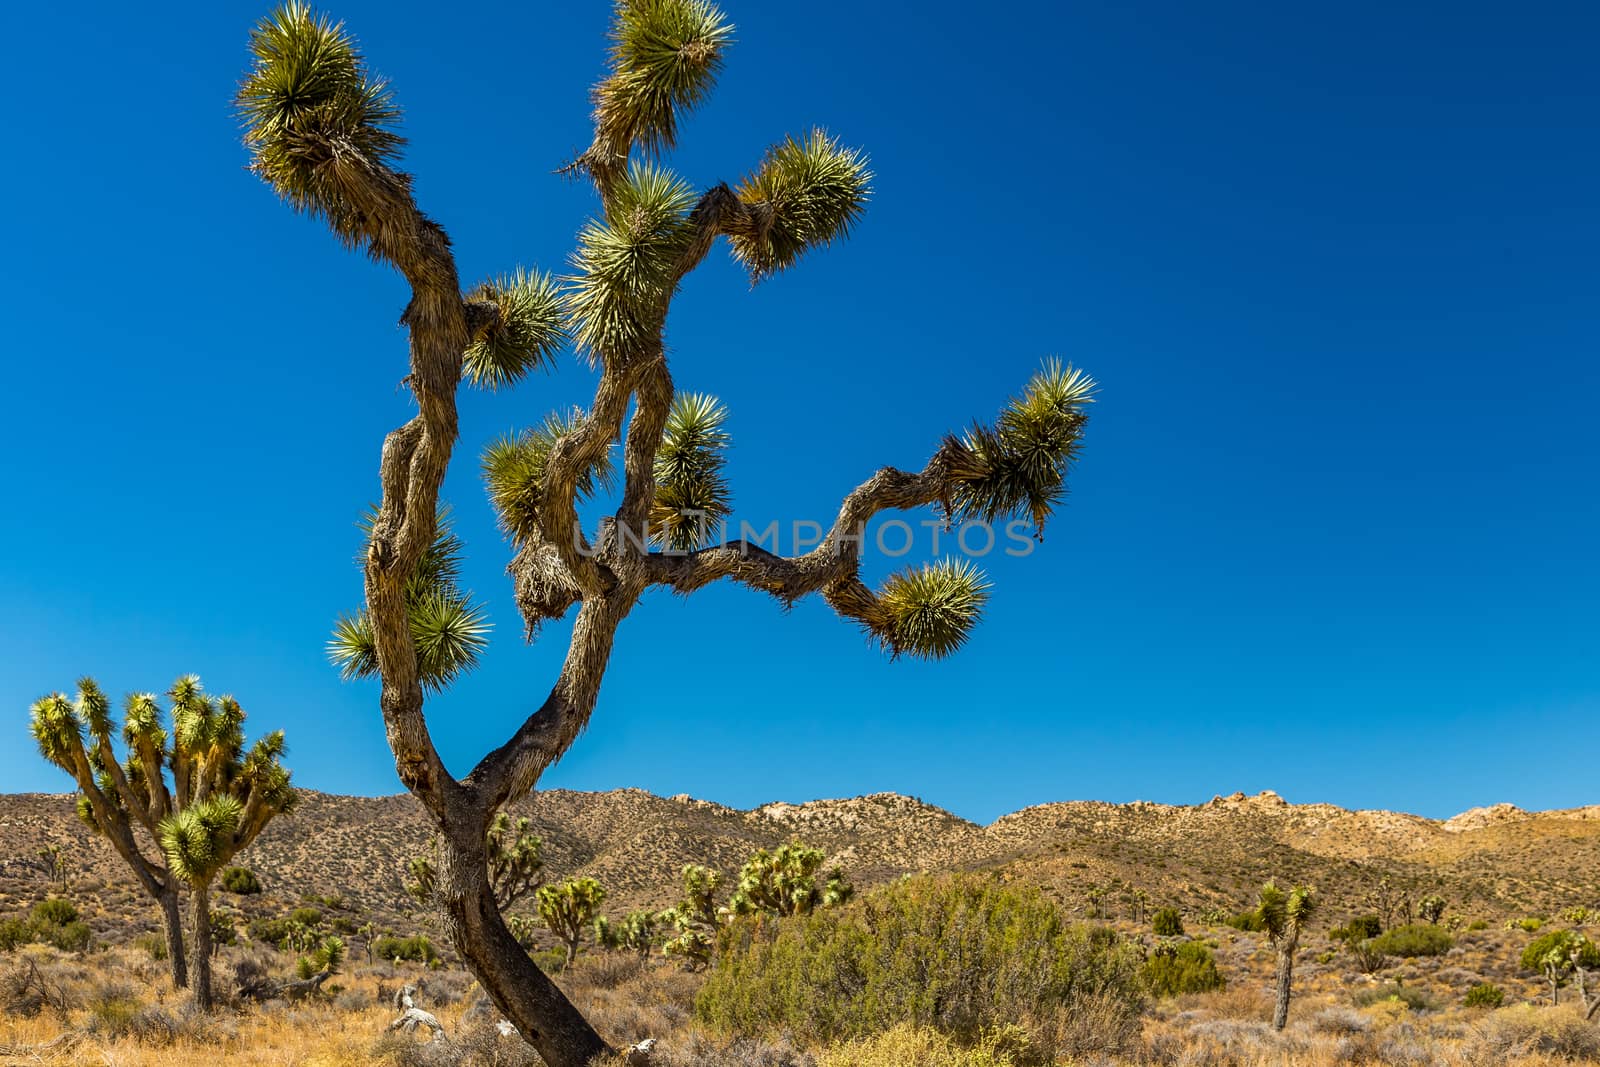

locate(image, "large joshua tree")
(236, 2), (1093, 1063)
(29, 677), (294, 1010)
(1257, 881), (1317, 1031)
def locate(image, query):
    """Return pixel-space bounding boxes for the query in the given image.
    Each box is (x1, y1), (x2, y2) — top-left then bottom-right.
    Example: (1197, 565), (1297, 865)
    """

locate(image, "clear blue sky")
(3, 1), (1596, 823)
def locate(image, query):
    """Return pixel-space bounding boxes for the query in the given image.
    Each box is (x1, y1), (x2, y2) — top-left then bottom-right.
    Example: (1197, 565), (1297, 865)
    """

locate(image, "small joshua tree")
(237, 2), (1093, 1060)
(662, 864), (724, 971)
(595, 910), (662, 957)
(1418, 894), (1447, 925)
(30, 677), (293, 1000)
(1522, 930), (1600, 1011)
(35, 845), (72, 894)
(1257, 882), (1317, 1031)
(1152, 906), (1184, 937)
(537, 878), (607, 966)
(730, 842), (852, 918)
(409, 810), (544, 910)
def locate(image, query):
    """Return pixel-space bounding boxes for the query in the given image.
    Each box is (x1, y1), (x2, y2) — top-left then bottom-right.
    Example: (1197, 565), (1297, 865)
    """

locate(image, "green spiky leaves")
(952, 360), (1095, 534)
(482, 409), (616, 544)
(652, 393), (731, 551)
(1257, 882), (1317, 945)
(328, 509), (490, 690)
(236, 2), (404, 246)
(160, 797), (244, 884)
(730, 130), (871, 281)
(594, 0), (734, 161)
(30, 693), (84, 770)
(464, 269), (567, 390)
(871, 558), (991, 660)
(566, 164), (698, 359)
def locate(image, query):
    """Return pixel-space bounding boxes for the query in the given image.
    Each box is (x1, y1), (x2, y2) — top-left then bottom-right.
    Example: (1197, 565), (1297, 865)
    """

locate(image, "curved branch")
(641, 434), (980, 601)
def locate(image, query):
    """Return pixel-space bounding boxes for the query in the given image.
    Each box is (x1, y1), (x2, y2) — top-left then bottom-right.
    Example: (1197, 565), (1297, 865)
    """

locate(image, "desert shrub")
(1331, 914), (1383, 942)
(1464, 982), (1505, 1008)
(85, 982), (143, 1037)
(1369, 923), (1453, 958)
(1467, 919), (1489, 931)
(1143, 941), (1224, 997)
(818, 1023), (1031, 1067)
(210, 910), (239, 951)
(1354, 982), (1441, 1012)
(696, 874), (1144, 1058)
(134, 932), (169, 961)
(221, 867), (263, 894)
(0, 917), (33, 952)
(248, 916), (294, 947)
(44, 920), (92, 952)
(0, 957), (72, 1017)
(1521, 930), (1600, 972)
(1507, 917), (1544, 933)
(1346, 939), (1388, 974)
(1221, 910), (1264, 932)
(31, 898), (79, 927)
(373, 933), (438, 965)
(1151, 907), (1184, 937)
(288, 906), (324, 928)
(1472, 1005), (1600, 1061)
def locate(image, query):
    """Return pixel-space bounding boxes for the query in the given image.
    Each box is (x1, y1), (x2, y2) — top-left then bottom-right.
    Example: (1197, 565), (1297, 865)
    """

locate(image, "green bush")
(247, 916), (294, 947)
(1464, 982), (1505, 1008)
(1354, 981), (1441, 1012)
(1506, 917), (1543, 933)
(1221, 910), (1264, 932)
(288, 907), (324, 928)
(1143, 941), (1224, 997)
(133, 932), (169, 961)
(221, 867), (263, 894)
(1369, 923), (1453, 958)
(1332, 914), (1383, 942)
(1151, 908), (1184, 937)
(372, 934), (438, 965)
(696, 874), (1145, 1057)
(0, 917), (34, 952)
(1467, 919), (1489, 931)
(32, 898), (79, 927)
(1520, 930), (1600, 972)
(45, 920), (92, 952)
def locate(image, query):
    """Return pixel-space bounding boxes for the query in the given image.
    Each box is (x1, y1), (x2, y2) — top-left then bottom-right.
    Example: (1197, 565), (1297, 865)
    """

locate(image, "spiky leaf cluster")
(952, 360), (1095, 533)
(538, 877), (608, 961)
(595, 910), (662, 957)
(593, 0), (733, 161)
(566, 164), (697, 359)
(464, 268), (568, 390)
(236, 2), (405, 250)
(661, 864), (723, 970)
(729, 841), (852, 918)
(730, 130), (872, 280)
(1257, 882), (1317, 946)
(160, 797), (245, 883)
(870, 558), (991, 660)
(651, 393), (731, 550)
(409, 811), (544, 911)
(329, 508), (490, 690)
(482, 409), (615, 544)
(296, 934), (347, 979)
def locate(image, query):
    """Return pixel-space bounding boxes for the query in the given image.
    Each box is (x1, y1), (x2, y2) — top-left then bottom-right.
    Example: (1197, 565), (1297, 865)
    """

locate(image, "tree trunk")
(190, 885), (214, 1012)
(437, 817), (609, 1067)
(1272, 943), (1295, 1030)
(158, 883), (189, 990)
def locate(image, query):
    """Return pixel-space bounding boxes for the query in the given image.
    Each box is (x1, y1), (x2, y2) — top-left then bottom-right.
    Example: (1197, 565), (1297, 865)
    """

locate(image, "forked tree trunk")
(190, 885), (214, 1012)
(1272, 942), (1296, 1030)
(157, 884), (189, 990)
(436, 816), (608, 1067)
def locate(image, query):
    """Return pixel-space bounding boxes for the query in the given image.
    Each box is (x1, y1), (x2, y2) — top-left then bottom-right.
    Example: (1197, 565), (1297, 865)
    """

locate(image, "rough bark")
(1272, 941), (1295, 1031)
(157, 885), (189, 991)
(190, 885), (214, 1012)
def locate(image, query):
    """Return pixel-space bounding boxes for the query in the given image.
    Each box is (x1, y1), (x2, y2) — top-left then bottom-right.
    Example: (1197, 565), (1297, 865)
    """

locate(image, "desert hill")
(2, 788), (1597, 949)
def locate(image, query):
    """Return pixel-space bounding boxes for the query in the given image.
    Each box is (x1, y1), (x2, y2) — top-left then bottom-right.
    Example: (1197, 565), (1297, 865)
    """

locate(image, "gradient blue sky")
(3, 1), (1596, 822)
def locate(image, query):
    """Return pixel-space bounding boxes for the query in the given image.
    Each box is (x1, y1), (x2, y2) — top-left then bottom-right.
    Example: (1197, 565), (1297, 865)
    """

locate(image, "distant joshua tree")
(1418, 894), (1447, 925)
(30, 676), (293, 1011)
(235, 1), (1093, 1061)
(730, 843), (853, 918)
(595, 910), (663, 958)
(35, 844), (71, 894)
(662, 864), (724, 971)
(537, 878), (608, 966)
(409, 811), (544, 911)
(1257, 882), (1317, 1031)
